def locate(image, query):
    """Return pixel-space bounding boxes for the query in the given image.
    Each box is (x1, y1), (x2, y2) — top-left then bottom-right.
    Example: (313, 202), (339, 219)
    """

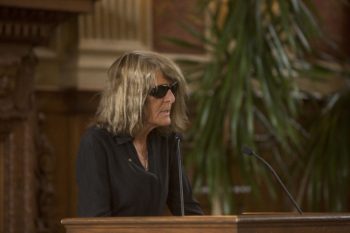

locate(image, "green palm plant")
(298, 87), (350, 211)
(168, 0), (322, 214)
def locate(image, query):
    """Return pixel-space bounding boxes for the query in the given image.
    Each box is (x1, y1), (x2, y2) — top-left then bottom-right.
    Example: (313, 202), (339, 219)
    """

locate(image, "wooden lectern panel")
(62, 214), (350, 233)
(237, 213), (350, 233)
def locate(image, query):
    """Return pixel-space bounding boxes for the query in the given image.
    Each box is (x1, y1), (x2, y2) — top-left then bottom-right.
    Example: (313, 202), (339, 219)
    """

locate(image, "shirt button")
(128, 158), (132, 162)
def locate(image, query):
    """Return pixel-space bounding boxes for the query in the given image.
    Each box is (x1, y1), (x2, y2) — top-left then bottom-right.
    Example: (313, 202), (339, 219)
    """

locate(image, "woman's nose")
(164, 89), (175, 103)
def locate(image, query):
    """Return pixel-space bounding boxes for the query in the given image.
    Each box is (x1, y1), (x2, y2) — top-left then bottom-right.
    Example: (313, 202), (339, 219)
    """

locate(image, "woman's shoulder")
(82, 125), (134, 146)
(84, 125), (110, 136)
(80, 125), (115, 143)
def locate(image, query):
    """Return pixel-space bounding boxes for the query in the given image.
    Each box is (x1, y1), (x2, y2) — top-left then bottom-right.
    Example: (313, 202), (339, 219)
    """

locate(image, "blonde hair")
(96, 51), (188, 136)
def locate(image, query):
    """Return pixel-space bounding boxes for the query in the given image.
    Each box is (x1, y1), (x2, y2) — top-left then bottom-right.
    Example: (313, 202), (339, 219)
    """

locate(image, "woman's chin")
(159, 119), (172, 127)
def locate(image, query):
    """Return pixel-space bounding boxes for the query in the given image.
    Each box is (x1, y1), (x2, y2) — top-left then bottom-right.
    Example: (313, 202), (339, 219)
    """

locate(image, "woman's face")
(143, 72), (176, 131)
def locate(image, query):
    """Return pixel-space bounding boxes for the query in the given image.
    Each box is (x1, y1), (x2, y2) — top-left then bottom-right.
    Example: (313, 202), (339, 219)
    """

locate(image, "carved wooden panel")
(0, 1), (96, 233)
(0, 128), (6, 233)
(0, 0), (94, 13)
(36, 113), (56, 232)
(0, 7), (71, 45)
(0, 48), (37, 233)
(35, 90), (99, 232)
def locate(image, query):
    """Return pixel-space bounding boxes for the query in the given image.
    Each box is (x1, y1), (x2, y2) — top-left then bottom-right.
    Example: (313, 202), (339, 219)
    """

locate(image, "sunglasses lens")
(149, 82), (178, 98)
(150, 85), (167, 98)
(155, 86), (169, 98)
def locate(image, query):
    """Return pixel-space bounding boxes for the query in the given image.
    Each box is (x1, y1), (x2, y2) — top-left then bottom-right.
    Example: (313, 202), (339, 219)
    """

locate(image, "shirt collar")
(114, 134), (133, 145)
(113, 129), (170, 145)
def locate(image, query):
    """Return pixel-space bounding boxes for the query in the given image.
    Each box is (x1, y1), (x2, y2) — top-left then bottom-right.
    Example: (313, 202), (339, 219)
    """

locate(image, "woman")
(76, 51), (203, 217)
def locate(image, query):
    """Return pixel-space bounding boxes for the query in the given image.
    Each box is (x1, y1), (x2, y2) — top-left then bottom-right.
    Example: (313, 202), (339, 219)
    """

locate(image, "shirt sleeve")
(167, 134), (204, 215)
(76, 128), (112, 217)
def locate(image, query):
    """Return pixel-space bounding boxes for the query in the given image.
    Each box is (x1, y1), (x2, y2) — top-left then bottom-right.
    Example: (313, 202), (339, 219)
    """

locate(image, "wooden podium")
(62, 213), (350, 233)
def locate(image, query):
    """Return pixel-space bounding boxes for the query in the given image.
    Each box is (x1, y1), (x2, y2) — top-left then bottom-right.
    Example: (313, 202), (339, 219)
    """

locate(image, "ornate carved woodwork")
(0, 1), (95, 233)
(0, 48), (38, 233)
(35, 113), (56, 233)
(0, 47), (36, 116)
(0, 0), (95, 13)
(0, 7), (71, 45)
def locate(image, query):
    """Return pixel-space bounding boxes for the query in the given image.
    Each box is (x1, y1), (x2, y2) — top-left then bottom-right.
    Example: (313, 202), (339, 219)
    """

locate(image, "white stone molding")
(77, 0), (153, 90)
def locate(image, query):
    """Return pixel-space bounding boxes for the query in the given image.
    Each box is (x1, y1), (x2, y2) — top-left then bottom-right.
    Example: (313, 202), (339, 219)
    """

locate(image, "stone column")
(77, 0), (153, 90)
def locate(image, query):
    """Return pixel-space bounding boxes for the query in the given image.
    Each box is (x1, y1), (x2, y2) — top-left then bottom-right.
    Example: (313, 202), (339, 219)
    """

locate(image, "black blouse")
(76, 126), (203, 217)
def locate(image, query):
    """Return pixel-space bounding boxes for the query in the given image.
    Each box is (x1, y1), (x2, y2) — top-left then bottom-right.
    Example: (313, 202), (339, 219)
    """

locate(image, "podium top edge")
(61, 213), (350, 226)
(61, 216), (237, 225)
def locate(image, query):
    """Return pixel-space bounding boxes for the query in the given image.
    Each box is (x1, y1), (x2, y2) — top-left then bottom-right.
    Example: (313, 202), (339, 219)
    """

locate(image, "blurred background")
(0, 0), (349, 233)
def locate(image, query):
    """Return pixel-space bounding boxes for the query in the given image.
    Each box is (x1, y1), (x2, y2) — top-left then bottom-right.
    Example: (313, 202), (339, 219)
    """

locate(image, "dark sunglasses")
(149, 82), (178, 99)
